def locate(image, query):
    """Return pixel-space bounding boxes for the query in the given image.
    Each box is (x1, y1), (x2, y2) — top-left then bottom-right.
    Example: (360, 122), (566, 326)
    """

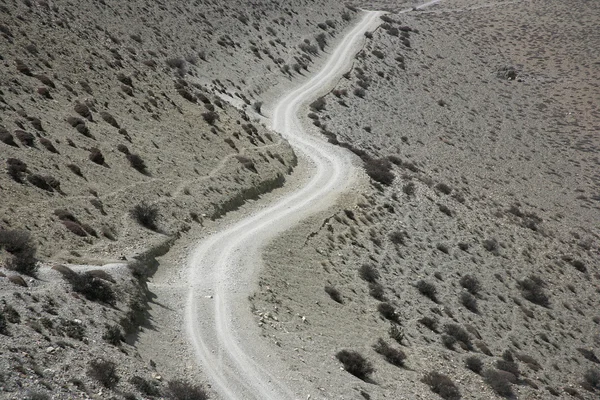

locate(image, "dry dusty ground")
(252, 0), (600, 399)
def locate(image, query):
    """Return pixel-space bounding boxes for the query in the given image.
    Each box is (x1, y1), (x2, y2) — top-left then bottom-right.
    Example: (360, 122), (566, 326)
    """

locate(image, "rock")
(46, 347), (55, 354)
(8, 275), (27, 287)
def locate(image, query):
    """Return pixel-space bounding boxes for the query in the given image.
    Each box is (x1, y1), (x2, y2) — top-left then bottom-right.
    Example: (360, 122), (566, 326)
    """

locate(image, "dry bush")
(416, 280), (438, 302)
(465, 356), (483, 374)
(377, 302), (399, 323)
(0, 126), (17, 147)
(324, 286), (343, 304)
(130, 375), (161, 397)
(422, 371), (461, 400)
(89, 147), (105, 165)
(130, 202), (159, 231)
(66, 272), (116, 305)
(127, 153), (148, 174)
(202, 111), (218, 125)
(496, 360), (520, 378)
(39, 137), (58, 153)
(484, 369), (515, 397)
(14, 130), (35, 147)
(66, 164), (83, 177)
(62, 220), (87, 237)
(102, 324), (123, 346)
(100, 111), (120, 128)
(359, 264), (379, 283)
(74, 103), (93, 121)
(88, 359), (119, 388)
(167, 380), (208, 400)
(364, 158), (394, 185)
(373, 338), (406, 367)
(389, 230), (408, 245)
(310, 97), (326, 112)
(336, 350), (374, 381)
(0, 229), (38, 277)
(6, 158), (28, 182)
(369, 282), (386, 301)
(460, 292), (478, 313)
(583, 369), (600, 391)
(459, 275), (481, 295)
(445, 324), (472, 349)
(577, 348), (600, 364)
(518, 275), (550, 307)
(419, 316), (439, 332)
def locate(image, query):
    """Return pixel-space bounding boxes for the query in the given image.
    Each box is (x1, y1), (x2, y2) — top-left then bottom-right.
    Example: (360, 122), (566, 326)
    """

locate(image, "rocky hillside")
(255, 0), (600, 399)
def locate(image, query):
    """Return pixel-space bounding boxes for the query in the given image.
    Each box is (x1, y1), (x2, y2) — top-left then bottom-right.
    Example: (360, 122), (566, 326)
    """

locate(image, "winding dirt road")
(184, 3), (439, 398)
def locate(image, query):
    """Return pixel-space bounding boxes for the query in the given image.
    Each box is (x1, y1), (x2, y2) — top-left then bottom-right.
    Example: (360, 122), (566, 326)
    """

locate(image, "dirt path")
(184, 10), (384, 400)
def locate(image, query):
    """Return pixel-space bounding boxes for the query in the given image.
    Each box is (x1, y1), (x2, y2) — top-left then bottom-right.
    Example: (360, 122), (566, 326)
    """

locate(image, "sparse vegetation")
(88, 359), (119, 388)
(518, 275), (550, 307)
(422, 371), (461, 400)
(0, 229), (38, 276)
(336, 350), (374, 381)
(324, 285), (343, 304)
(130, 202), (159, 231)
(167, 379), (208, 400)
(359, 264), (379, 283)
(465, 356), (483, 374)
(416, 280), (438, 302)
(373, 338), (406, 367)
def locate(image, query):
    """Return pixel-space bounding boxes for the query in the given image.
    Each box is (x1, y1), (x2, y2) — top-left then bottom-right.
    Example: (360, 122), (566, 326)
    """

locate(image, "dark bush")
(3, 305), (20, 323)
(102, 324), (123, 346)
(0, 126), (17, 147)
(518, 275), (550, 307)
(354, 87), (366, 98)
(65, 272), (116, 305)
(89, 147), (105, 165)
(419, 316), (439, 332)
(62, 220), (87, 237)
(58, 319), (85, 340)
(131, 202), (159, 231)
(202, 111), (218, 125)
(577, 348), (600, 364)
(389, 230), (407, 245)
(127, 153), (148, 174)
(88, 359), (119, 388)
(178, 88), (196, 102)
(14, 130), (35, 147)
(459, 275), (481, 295)
(74, 103), (93, 121)
(373, 338), (406, 367)
(422, 371), (461, 400)
(39, 138), (58, 153)
(66, 164), (83, 177)
(364, 158), (394, 185)
(483, 238), (499, 254)
(166, 57), (186, 70)
(403, 182), (416, 196)
(484, 369), (515, 397)
(310, 97), (326, 112)
(0, 229), (38, 276)
(167, 380), (208, 400)
(460, 292), (478, 313)
(377, 302), (399, 323)
(445, 324), (471, 349)
(465, 356), (483, 374)
(496, 360), (520, 378)
(324, 286), (343, 304)
(0, 311), (7, 335)
(416, 280), (438, 302)
(130, 375), (161, 397)
(368, 282), (386, 301)
(584, 369), (600, 390)
(336, 350), (374, 381)
(359, 264), (379, 283)
(100, 111), (120, 128)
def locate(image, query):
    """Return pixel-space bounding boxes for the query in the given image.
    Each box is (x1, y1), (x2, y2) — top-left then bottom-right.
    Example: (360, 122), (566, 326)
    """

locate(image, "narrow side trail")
(185, 10), (383, 400)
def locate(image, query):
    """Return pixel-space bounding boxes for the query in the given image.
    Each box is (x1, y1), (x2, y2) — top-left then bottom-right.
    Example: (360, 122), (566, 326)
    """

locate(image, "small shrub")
(416, 280), (438, 302)
(0, 312), (7, 335)
(0, 229), (38, 276)
(577, 348), (600, 364)
(64, 272), (116, 305)
(102, 324), (123, 346)
(496, 360), (520, 378)
(365, 158), (394, 185)
(39, 138), (58, 153)
(0, 127), (18, 147)
(484, 369), (515, 397)
(359, 264), (379, 283)
(368, 282), (386, 301)
(3, 305), (20, 323)
(373, 338), (406, 367)
(202, 111), (218, 125)
(459, 275), (481, 295)
(100, 111), (120, 128)
(130, 202), (159, 231)
(419, 316), (439, 332)
(584, 369), (600, 390)
(483, 238), (499, 254)
(89, 147), (105, 165)
(130, 376), (161, 397)
(518, 275), (550, 307)
(403, 182), (416, 196)
(324, 286), (343, 304)
(377, 302), (399, 323)
(422, 371), (461, 400)
(354, 87), (366, 98)
(127, 153), (148, 174)
(88, 359), (119, 388)
(14, 130), (35, 147)
(66, 164), (83, 177)
(74, 103), (93, 121)
(62, 221), (87, 237)
(445, 324), (471, 349)
(465, 356), (483, 374)
(310, 97), (326, 112)
(336, 350), (374, 381)
(460, 292), (478, 313)
(167, 380), (208, 400)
